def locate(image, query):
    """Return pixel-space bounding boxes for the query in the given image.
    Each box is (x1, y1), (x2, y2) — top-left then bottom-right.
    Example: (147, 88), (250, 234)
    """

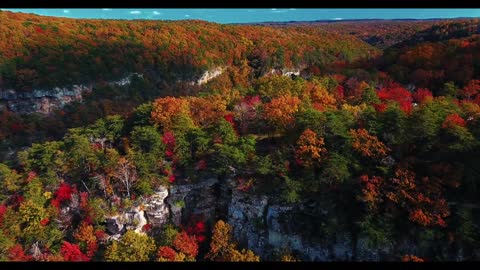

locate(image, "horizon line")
(2, 9), (480, 24)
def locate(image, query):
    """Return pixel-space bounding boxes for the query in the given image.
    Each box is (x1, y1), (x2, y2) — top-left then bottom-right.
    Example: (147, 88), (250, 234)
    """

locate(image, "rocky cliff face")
(108, 73), (144, 87)
(0, 73), (144, 114)
(143, 186), (169, 228)
(166, 178), (221, 227)
(102, 176), (475, 261)
(0, 85), (91, 114)
(105, 206), (148, 240)
(193, 67), (225, 85)
(103, 177), (412, 261)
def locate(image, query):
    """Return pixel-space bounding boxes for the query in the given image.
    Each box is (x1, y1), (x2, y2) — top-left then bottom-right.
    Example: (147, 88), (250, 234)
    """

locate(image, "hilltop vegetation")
(0, 11), (377, 91)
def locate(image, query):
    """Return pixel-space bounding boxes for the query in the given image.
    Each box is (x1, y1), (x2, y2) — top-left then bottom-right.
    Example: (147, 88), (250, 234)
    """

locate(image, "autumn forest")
(0, 11), (480, 262)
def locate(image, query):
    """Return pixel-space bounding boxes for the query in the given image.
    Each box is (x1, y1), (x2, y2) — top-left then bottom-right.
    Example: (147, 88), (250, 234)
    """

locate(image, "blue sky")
(2, 9), (480, 23)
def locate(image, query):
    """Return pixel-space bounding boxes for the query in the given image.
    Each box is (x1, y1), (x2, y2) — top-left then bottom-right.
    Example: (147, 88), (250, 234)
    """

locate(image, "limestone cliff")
(100, 177), (454, 261)
(0, 85), (91, 114)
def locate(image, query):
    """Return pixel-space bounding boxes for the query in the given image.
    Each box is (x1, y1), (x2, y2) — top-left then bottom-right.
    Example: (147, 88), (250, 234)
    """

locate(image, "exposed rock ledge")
(102, 178), (361, 260)
(268, 68), (301, 77)
(108, 73), (144, 87)
(101, 177), (461, 261)
(143, 186), (169, 228)
(192, 67), (225, 85)
(105, 206), (148, 241)
(0, 85), (91, 114)
(0, 73), (142, 114)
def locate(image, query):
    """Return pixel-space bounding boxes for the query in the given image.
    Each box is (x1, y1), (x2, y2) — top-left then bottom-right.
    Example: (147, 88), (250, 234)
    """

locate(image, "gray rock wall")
(102, 177), (469, 261)
(0, 85), (91, 114)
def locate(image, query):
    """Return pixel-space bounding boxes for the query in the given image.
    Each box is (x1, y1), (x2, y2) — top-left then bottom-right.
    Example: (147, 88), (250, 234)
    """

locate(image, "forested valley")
(0, 11), (480, 261)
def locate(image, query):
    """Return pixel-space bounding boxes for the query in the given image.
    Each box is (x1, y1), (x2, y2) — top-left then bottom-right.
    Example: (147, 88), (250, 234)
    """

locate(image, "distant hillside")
(380, 20), (480, 91)
(0, 11), (378, 91)
(248, 19), (480, 50)
(392, 18), (480, 48)
(244, 19), (442, 49)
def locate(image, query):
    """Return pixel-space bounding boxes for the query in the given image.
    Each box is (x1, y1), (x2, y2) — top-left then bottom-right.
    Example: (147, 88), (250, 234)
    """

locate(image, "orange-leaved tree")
(151, 97), (190, 130)
(295, 129), (327, 168)
(386, 168), (450, 227)
(187, 96), (227, 128)
(350, 128), (390, 159)
(263, 95), (301, 132)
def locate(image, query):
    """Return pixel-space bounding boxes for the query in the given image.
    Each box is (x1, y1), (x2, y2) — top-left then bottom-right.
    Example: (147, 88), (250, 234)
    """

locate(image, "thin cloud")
(185, 14), (190, 18)
(63, 10), (70, 14)
(130, 11), (141, 15)
(153, 11), (161, 16)
(271, 9), (288, 13)
(102, 8), (111, 11)
(333, 17), (343, 20)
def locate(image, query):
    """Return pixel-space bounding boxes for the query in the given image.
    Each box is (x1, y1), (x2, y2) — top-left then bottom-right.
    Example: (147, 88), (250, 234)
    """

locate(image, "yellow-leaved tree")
(206, 220), (259, 262)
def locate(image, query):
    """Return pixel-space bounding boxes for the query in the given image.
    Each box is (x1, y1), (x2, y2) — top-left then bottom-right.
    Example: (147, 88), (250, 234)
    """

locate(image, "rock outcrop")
(105, 206), (148, 240)
(0, 85), (91, 114)
(227, 180), (269, 256)
(100, 177), (470, 261)
(143, 186), (169, 228)
(166, 178), (220, 227)
(160, 178), (347, 261)
(0, 73), (142, 114)
(193, 67), (225, 85)
(108, 73), (144, 87)
(268, 68), (301, 78)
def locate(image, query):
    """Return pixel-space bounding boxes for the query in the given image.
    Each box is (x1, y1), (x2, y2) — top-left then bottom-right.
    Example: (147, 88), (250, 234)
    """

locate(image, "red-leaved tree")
(186, 220), (207, 243)
(377, 86), (413, 113)
(157, 246), (178, 262)
(51, 183), (74, 209)
(173, 231), (199, 259)
(442, 113), (466, 129)
(0, 204), (7, 226)
(413, 88), (433, 104)
(8, 244), (33, 261)
(60, 241), (90, 262)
